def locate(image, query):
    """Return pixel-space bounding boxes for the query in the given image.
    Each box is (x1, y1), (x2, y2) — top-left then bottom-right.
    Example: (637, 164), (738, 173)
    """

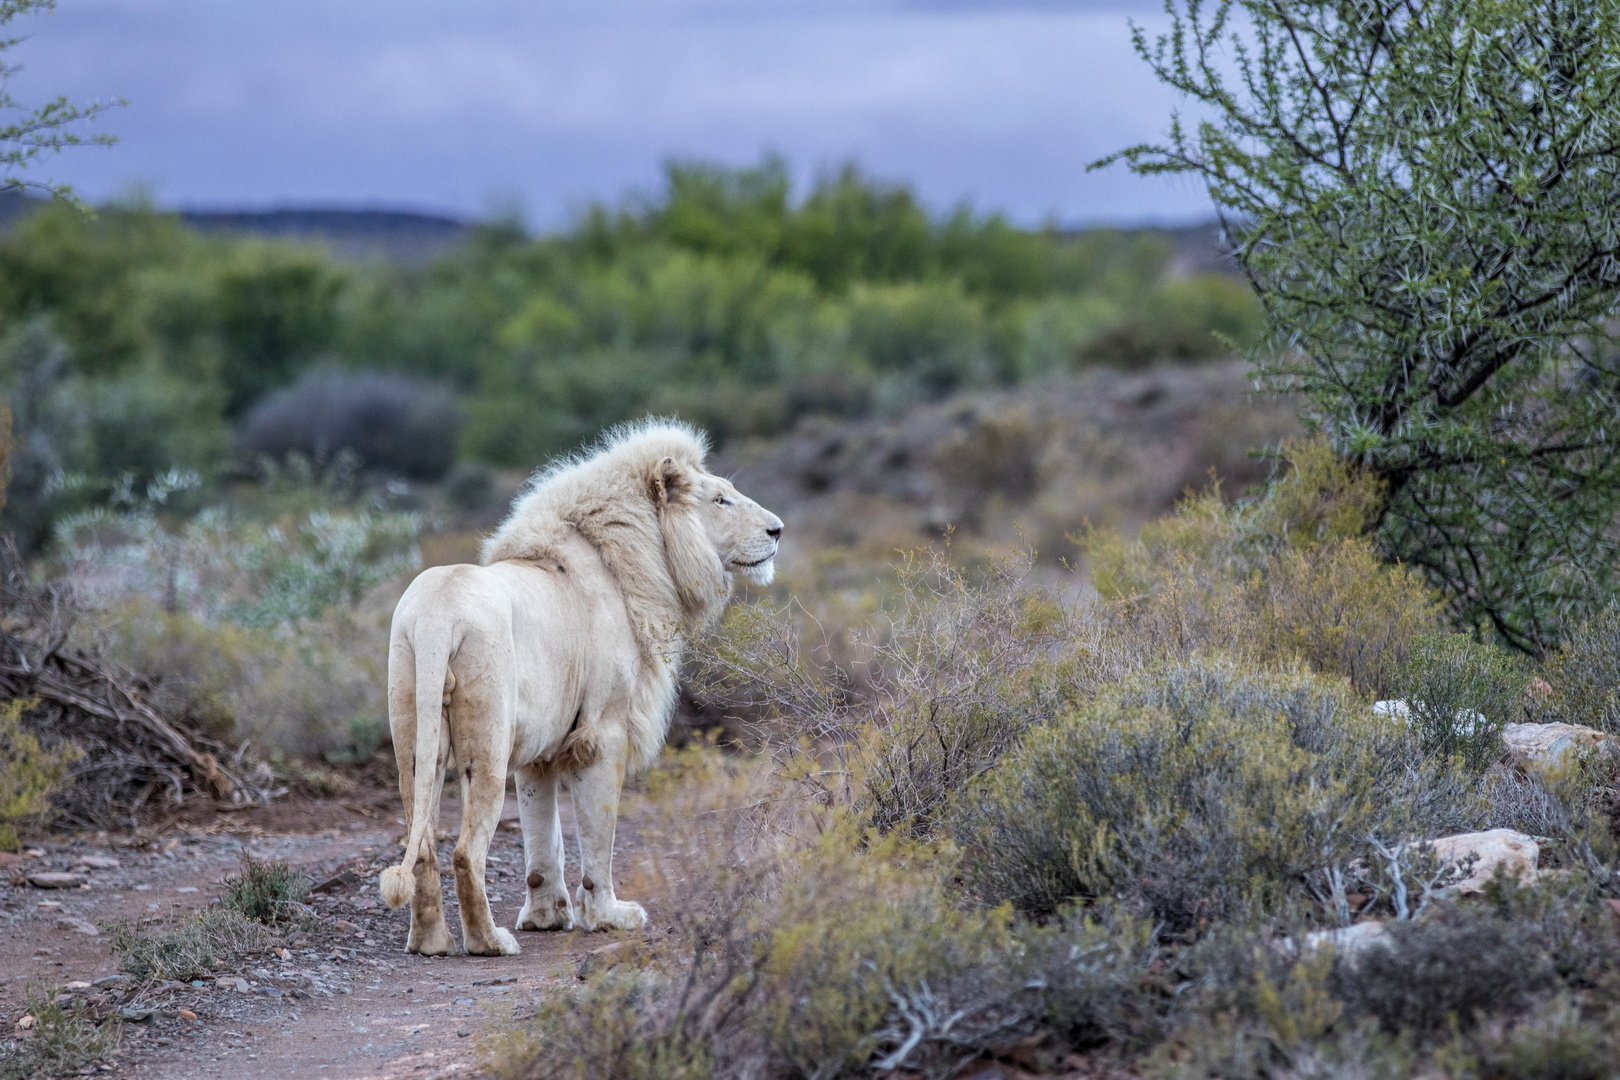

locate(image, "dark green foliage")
(214, 252), (345, 414)
(0, 318), (225, 549)
(1392, 633), (1530, 772)
(236, 367), (459, 479)
(221, 854), (310, 924)
(1108, 0), (1620, 652)
(1543, 602), (1620, 735)
(0, 161), (1261, 536)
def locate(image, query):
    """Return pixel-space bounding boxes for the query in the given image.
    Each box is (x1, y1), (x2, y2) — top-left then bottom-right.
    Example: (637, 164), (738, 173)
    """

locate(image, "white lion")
(378, 420), (782, 955)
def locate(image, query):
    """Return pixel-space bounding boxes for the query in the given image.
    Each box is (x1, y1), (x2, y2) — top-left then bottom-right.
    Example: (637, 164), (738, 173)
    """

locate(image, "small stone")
(64, 981), (91, 991)
(75, 855), (120, 870)
(15, 1015), (35, 1031)
(457, 1029), (471, 1038)
(175, 886), (199, 894)
(27, 872), (85, 889)
(55, 916), (101, 936)
(178, 1009), (198, 1021)
(577, 940), (634, 979)
(333, 919), (361, 934)
(92, 975), (133, 989)
(117, 1006), (154, 1022)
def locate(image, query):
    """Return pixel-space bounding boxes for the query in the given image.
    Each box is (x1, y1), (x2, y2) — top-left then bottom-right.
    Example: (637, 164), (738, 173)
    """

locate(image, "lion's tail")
(380, 630), (453, 910)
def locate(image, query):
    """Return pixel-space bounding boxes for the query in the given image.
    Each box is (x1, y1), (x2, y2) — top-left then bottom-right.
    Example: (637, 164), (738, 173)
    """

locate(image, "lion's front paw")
(577, 886), (647, 932)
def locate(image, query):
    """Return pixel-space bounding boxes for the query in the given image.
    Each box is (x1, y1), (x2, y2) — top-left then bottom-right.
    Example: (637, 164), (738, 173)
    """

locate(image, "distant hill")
(0, 186), (1236, 273)
(0, 189), (474, 264)
(179, 207), (473, 264)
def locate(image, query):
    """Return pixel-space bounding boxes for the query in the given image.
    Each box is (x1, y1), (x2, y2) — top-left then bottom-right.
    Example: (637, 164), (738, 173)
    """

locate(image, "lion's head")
(650, 455), (782, 627)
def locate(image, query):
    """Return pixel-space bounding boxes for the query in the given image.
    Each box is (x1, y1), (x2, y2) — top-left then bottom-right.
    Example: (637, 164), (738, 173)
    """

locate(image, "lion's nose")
(766, 525), (782, 540)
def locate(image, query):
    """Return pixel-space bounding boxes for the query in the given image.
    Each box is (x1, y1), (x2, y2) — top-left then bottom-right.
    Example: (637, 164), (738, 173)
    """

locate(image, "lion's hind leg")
(388, 641), (453, 956)
(514, 762), (573, 931)
(452, 748), (521, 957)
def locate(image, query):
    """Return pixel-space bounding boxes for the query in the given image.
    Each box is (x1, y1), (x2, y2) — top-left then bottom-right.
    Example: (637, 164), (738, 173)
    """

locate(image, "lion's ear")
(650, 456), (688, 507)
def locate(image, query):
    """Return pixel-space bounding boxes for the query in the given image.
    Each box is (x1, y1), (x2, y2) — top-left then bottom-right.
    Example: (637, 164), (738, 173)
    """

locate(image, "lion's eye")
(715, 495), (731, 507)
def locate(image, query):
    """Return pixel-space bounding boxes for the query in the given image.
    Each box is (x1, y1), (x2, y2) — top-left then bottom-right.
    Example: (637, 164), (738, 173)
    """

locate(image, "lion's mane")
(478, 419), (731, 770)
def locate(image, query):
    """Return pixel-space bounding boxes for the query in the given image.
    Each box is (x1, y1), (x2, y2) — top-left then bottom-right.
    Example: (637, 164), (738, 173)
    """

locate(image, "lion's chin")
(738, 557), (775, 586)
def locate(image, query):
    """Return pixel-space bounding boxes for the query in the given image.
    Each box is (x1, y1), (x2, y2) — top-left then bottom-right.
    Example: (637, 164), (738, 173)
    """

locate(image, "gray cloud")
(5, 0), (1211, 226)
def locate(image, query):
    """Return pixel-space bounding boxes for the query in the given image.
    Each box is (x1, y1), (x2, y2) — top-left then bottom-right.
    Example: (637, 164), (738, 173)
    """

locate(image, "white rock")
(1301, 921), (1390, 963)
(1426, 828), (1538, 894)
(1372, 699), (1410, 722)
(1502, 722), (1611, 766)
(1373, 699), (1490, 735)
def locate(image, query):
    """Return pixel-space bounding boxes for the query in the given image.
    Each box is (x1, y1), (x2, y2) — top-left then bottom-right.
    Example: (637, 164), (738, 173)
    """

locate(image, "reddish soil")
(1, 783), (645, 1080)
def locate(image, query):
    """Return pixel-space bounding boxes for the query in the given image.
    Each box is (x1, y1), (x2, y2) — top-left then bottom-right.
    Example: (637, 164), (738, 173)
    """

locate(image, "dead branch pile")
(0, 543), (273, 828)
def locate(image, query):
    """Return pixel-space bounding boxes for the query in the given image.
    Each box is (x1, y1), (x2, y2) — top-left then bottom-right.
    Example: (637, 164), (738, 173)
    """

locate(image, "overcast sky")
(5, 0), (1216, 228)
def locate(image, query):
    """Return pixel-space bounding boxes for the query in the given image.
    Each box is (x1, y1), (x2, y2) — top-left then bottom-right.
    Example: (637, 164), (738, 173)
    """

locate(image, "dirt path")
(1, 786), (649, 1079)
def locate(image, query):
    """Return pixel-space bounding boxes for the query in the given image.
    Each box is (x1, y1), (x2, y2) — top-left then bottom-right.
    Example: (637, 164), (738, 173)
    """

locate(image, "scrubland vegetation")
(487, 443), (1620, 1080)
(0, 159), (1257, 551)
(4, 0), (1620, 1073)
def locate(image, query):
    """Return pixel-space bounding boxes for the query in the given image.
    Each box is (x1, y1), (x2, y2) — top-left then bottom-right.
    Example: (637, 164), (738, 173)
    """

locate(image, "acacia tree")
(1100, 0), (1620, 652)
(0, 0), (115, 200)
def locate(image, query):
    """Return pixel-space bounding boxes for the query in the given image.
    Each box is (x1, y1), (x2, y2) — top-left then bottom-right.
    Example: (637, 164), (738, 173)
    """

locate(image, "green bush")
(1390, 633), (1530, 773)
(0, 698), (79, 851)
(1079, 273), (1263, 365)
(952, 658), (1478, 929)
(0, 988), (120, 1080)
(1542, 602), (1620, 735)
(1083, 438), (1442, 698)
(1481, 998), (1618, 1080)
(222, 854), (310, 924)
(1331, 905), (1555, 1038)
(105, 906), (275, 982)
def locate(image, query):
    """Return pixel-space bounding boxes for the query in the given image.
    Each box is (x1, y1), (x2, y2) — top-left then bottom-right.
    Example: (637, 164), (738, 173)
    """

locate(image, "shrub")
(0, 319), (225, 551)
(1331, 905), (1556, 1040)
(0, 698), (79, 851)
(236, 367), (459, 480)
(57, 498), (418, 630)
(105, 906), (276, 982)
(442, 461), (498, 513)
(1542, 602), (1620, 735)
(488, 748), (1170, 1080)
(952, 657), (1478, 930)
(1390, 633), (1530, 773)
(222, 854), (311, 924)
(1078, 273), (1263, 366)
(1480, 998), (1618, 1080)
(691, 548), (1084, 837)
(1083, 438), (1442, 697)
(0, 988), (120, 1080)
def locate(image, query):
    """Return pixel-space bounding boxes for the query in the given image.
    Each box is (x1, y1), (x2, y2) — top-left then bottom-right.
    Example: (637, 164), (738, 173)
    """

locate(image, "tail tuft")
(379, 864), (414, 909)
